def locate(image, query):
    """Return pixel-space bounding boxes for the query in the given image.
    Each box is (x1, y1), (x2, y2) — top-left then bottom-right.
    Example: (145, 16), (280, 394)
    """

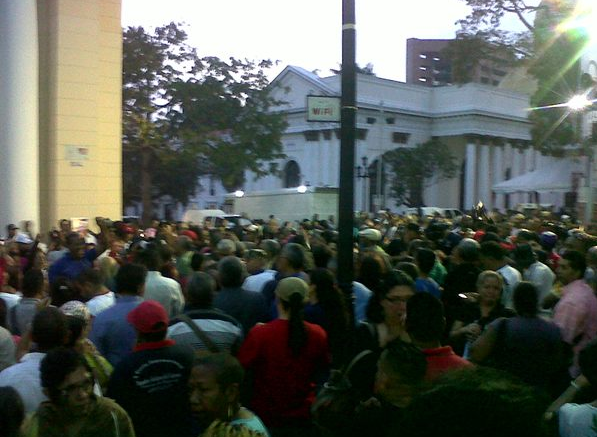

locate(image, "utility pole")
(338, 0), (357, 326)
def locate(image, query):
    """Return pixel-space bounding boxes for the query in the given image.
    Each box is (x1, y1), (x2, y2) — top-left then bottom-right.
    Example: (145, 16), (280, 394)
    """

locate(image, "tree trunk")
(141, 145), (153, 226)
(409, 182), (425, 207)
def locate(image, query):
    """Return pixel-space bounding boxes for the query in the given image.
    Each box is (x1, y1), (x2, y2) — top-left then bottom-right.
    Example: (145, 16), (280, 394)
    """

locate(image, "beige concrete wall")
(38, 0), (122, 233)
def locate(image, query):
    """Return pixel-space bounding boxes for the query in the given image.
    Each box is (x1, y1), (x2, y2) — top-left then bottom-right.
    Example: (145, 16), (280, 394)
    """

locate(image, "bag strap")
(111, 410), (120, 437)
(175, 313), (220, 353)
(10, 305), (19, 336)
(344, 349), (374, 375)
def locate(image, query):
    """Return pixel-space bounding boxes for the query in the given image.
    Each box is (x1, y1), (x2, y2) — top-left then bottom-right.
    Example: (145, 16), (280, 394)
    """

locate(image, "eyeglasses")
(60, 376), (94, 397)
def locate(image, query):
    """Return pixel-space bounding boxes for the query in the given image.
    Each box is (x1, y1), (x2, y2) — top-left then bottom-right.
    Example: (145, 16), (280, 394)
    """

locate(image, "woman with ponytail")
(238, 277), (330, 437)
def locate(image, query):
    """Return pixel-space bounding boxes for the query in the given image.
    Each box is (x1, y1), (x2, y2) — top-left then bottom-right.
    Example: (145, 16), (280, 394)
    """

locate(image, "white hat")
(15, 234), (33, 244)
(358, 228), (382, 242)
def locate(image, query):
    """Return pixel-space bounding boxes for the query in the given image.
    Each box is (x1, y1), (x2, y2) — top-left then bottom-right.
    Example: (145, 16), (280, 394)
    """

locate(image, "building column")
(0, 0), (40, 231)
(492, 146), (504, 211)
(478, 144), (491, 210)
(464, 142), (478, 211)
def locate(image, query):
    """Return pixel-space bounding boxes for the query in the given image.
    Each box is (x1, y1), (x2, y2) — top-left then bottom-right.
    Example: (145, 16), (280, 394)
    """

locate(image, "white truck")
(224, 187), (338, 224)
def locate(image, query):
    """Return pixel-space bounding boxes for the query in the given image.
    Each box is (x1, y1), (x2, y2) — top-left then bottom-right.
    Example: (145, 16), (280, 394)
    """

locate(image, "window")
(283, 161), (301, 188)
(392, 132), (410, 144)
(386, 117), (395, 125)
(433, 57), (440, 62)
(419, 66), (427, 71)
(366, 117), (376, 124)
(493, 69), (507, 77)
(419, 54), (427, 59)
(357, 129), (368, 140)
(418, 77), (427, 82)
(322, 130), (332, 140)
(481, 77), (490, 84)
(304, 130), (319, 141)
(492, 79), (499, 86)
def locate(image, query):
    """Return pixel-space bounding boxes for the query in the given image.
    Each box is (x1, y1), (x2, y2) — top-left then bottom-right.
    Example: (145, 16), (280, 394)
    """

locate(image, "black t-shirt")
(107, 341), (195, 437)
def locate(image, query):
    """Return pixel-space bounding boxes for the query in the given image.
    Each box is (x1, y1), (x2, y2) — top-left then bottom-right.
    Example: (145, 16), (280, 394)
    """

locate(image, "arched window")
(284, 160), (301, 188)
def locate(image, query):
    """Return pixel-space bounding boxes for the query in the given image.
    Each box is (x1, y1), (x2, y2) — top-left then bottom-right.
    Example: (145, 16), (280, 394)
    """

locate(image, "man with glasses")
(22, 347), (134, 437)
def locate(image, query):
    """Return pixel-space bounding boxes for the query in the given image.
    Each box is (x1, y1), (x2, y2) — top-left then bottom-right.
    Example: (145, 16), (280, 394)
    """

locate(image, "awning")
(492, 158), (584, 194)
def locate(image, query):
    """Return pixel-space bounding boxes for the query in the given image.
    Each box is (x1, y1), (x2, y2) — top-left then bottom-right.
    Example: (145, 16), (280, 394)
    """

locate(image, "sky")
(121, 0), (488, 82)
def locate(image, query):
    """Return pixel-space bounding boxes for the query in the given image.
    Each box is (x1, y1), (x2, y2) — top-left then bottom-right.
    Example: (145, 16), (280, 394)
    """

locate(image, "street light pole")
(338, 0), (357, 326)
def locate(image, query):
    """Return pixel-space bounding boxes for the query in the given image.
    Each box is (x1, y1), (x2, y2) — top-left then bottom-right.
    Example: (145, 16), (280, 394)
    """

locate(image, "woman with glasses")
(22, 347), (134, 437)
(349, 270), (416, 399)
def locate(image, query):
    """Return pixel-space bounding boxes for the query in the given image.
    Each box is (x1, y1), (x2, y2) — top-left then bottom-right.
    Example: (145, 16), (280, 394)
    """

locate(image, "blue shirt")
(415, 277), (442, 299)
(89, 295), (143, 366)
(48, 248), (97, 284)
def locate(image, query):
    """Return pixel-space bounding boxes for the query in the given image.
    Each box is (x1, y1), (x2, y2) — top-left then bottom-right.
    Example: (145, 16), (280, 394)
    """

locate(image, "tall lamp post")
(337, 0), (357, 327)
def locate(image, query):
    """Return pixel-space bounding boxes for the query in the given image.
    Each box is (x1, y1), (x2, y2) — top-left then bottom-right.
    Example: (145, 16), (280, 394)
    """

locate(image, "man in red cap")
(107, 300), (195, 437)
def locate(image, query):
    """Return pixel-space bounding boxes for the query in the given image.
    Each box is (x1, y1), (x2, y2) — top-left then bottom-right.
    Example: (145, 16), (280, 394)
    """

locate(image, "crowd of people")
(0, 208), (597, 437)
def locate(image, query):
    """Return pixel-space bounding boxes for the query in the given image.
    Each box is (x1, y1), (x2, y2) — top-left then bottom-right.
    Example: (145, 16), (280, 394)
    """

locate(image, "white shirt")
(0, 352), (47, 413)
(559, 403), (597, 437)
(86, 291), (116, 317)
(524, 261), (555, 306)
(0, 292), (21, 310)
(243, 270), (276, 293)
(144, 271), (185, 318)
(497, 264), (522, 309)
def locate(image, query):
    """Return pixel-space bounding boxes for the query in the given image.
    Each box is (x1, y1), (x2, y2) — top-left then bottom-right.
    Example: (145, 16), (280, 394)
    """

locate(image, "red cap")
(181, 230), (198, 241)
(127, 301), (169, 333)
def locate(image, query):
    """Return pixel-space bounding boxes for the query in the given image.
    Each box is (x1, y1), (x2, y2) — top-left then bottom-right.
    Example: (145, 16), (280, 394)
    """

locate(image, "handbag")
(311, 349), (373, 432)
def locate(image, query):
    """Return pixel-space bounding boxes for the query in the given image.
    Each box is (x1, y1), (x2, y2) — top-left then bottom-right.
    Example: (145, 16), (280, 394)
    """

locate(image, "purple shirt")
(553, 279), (597, 376)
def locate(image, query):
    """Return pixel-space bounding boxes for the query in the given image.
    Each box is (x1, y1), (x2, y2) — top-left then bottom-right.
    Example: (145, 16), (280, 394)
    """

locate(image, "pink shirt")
(553, 279), (597, 377)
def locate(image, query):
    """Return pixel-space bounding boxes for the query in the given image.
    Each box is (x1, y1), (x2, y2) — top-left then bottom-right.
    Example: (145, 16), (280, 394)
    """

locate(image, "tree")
(383, 139), (459, 207)
(123, 23), (287, 224)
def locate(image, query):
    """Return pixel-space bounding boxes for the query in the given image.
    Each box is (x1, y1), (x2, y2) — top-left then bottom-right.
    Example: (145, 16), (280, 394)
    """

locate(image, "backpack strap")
(173, 313), (220, 353)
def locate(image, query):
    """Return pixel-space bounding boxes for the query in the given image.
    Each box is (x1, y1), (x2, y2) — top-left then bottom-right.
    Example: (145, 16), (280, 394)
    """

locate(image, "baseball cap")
(275, 277), (308, 302)
(7, 224), (18, 231)
(358, 228), (382, 242)
(15, 234), (33, 244)
(60, 300), (91, 324)
(127, 300), (169, 333)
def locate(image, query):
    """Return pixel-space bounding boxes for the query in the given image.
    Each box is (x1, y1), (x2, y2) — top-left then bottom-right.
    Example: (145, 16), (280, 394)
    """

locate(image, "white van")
(404, 207), (463, 219)
(181, 209), (226, 225)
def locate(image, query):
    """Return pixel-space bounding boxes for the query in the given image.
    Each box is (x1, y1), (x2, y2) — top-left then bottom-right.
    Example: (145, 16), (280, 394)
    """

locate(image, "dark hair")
(379, 339), (427, 384)
(280, 292), (307, 356)
(404, 367), (548, 437)
(218, 256), (245, 288)
(480, 241), (506, 261)
(191, 252), (205, 271)
(312, 245), (333, 269)
(367, 270), (415, 323)
(512, 282), (539, 317)
(115, 263), (147, 295)
(50, 278), (79, 308)
(194, 353), (245, 389)
(74, 268), (103, 287)
(415, 248), (436, 276)
(517, 230), (540, 244)
(64, 315), (87, 348)
(137, 247), (162, 271)
(562, 250), (586, 278)
(31, 307), (67, 352)
(0, 386), (25, 437)
(396, 262), (419, 281)
(406, 293), (445, 343)
(0, 298), (7, 329)
(186, 272), (215, 309)
(40, 348), (89, 403)
(22, 268), (44, 298)
(358, 255), (383, 291)
(280, 243), (305, 270)
(309, 268), (349, 361)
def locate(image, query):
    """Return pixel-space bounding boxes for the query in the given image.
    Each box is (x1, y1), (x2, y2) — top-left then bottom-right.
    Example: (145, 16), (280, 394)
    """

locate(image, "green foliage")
(383, 139), (459, 207)
(122, 23), (287, 219)
(528, 1), (588, 153)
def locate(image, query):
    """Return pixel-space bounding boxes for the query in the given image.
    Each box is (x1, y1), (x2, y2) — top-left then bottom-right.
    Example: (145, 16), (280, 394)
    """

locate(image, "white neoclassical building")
(240, 65), (579, 213)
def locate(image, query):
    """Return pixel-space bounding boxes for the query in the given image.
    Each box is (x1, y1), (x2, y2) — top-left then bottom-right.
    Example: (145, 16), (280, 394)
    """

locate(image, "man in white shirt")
(75, 268), (116, 317)
(479, 241), (521, 309)
(0, 307), (67, 413)
(242, 249), (276, 293)
(138, 246), (184, 317)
